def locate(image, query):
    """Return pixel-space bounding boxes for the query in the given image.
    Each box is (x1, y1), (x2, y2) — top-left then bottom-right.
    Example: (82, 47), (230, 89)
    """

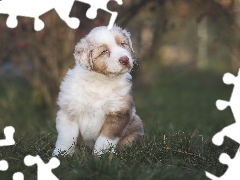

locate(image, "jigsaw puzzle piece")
(6, 16), (18, 28)
(206, 149), (240, 180)
(54, 1), (80, 29)
(0, 0), (46, 30)
(12, 172), (24, 180)
(0, 126), (15, 147)
(219, 153), (231, 165)
(218, 148), (240, 180)
(78, 0), (122, 29)
(0, 160), (8, 171)
(216, 100), (229, 111)
(228, 70), (240, 121)
(222, 72), (236, 85)
(24, 155), (60, 180)
(219, 70), (240, 121)
(205, 171), (220, 180)
(34, 18), (45, 31)
(206, 147), (240, 180)
(0, 0), (80, 31)
(216, 72), (236, 111)
(207, 69), (240, 179)
(212, 123), (240, 146)
(0, 0), (16, 28)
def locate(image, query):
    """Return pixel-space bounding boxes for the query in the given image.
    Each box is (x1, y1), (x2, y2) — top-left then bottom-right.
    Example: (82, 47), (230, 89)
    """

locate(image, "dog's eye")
(102, 49), (109, 55)
(120, 42), (126, 47)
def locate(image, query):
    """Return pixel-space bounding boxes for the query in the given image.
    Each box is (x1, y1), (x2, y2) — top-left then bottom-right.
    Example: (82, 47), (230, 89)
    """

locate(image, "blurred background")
(0, 0), (239, 140)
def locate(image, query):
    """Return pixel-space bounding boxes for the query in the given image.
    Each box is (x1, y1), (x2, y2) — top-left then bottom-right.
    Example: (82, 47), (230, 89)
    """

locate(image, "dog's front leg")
(94, 111), (130, 155)
(52, 110), (79, 156)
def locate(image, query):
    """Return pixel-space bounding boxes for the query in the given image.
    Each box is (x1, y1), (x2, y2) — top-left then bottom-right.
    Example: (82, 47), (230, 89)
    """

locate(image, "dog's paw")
(93, 148), (117, 157)
(93, 136), (119, 156)
(93, 147), (117, 156)
(93, 149), (105, 156)
(52, 148), (75, 157)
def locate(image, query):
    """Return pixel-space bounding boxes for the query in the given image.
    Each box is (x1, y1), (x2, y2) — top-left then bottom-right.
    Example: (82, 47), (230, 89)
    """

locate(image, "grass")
(0, 68), (239, 180)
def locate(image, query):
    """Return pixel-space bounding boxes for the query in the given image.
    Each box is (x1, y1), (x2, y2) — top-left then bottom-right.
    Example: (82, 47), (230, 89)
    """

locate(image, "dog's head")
(74, 25), (134, 76)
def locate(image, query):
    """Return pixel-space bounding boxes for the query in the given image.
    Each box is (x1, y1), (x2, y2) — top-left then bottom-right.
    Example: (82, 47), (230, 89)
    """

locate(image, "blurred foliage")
(0, 0), (240, 112)
(0, 2), (111, 110)
(118, 0), (239, 78)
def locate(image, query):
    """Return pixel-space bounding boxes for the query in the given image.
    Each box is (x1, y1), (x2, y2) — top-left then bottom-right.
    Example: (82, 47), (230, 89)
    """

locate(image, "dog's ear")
(74, 39), (93, 70)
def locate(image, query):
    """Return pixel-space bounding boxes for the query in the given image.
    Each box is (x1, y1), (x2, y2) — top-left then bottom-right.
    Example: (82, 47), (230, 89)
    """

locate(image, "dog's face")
(74, 26), (134, 76)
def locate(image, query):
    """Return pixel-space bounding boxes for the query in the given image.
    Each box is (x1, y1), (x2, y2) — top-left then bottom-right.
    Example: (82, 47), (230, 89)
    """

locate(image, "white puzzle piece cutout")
(0, 126), (60, 180)
(24, 155), (60, 180)
(12, 172), (24, 180)
(0, 126), (15, 172)
(79, 0), (123, 29)
(206, 69), (240, 179)
(0, 0), (123, 31)
(206, 148), (240, 180)
(212, 70), (240, 146)
(0, 126), (25, 180)
(0, 160), (8, 171)
(0, 126), (15, 147)
(0, 0), (79, 31)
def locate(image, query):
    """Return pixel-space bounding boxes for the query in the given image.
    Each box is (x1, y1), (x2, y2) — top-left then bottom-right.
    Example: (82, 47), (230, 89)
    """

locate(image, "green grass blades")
(0, 69), (239, 179)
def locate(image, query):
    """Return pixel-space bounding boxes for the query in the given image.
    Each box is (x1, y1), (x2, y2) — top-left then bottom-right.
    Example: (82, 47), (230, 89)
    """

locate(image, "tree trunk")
(197, 17), (209, 70)
(232, 0), (240, 73)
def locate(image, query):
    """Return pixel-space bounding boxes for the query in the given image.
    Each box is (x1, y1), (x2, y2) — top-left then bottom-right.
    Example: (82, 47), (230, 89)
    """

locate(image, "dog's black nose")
(119, 56), (129, 65)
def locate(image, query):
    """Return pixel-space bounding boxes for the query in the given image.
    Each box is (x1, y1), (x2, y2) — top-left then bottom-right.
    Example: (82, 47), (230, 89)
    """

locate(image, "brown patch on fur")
(100, 93), (134, 140)
(101, 110), (131, 140)
(112, 26), (133, 53)
(91, 44), (110, 75)
(92, 56), (108, 75)
(115, 34), (122, 46)
(117, 114), (144, 150)
(92, 44), (110, 58)
(114, 33), (133, 53)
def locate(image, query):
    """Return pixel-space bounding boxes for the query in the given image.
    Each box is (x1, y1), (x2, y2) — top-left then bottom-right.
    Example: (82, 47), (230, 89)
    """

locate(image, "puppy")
(52, 25), (144, 156)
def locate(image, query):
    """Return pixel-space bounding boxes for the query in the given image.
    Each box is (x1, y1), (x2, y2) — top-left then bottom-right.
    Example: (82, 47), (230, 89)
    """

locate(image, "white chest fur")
(57, 64), (132, 146)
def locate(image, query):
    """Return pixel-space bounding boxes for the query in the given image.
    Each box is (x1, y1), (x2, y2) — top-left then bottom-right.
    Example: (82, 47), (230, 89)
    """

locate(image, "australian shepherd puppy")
(52, 25), (144, 156)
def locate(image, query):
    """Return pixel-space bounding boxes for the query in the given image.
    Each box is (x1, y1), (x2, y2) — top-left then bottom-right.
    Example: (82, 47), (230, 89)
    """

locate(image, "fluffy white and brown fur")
(52, 25), (144, 156)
